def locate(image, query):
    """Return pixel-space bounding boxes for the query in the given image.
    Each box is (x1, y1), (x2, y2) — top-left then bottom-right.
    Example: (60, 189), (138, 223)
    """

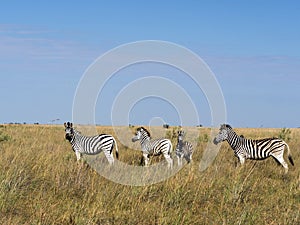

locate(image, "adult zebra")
(213, 124), (294, 173)
(132, 127), (173, 168)
(64, 122), (119, 164)
(176, 130), (193, 166)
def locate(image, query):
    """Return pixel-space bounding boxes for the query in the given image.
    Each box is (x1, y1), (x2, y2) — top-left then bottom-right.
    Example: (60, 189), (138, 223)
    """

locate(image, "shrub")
(198, 133), (210, 143)
(0, 129), (10, 142)
(278, 128), (291, 142)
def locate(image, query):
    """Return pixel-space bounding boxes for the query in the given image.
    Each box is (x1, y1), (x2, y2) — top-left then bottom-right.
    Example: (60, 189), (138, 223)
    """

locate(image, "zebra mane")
(73, 129), (81, 135)
(222, 124), (243, 139)
(221, 124), (232, 129)
(138, 127), (151, 137)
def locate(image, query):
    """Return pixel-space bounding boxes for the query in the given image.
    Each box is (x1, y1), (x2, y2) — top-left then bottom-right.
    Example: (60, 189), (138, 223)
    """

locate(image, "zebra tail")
(284, 141), (294, 166)
(115, 142), (119, 160)
(113, 137), (119, 159)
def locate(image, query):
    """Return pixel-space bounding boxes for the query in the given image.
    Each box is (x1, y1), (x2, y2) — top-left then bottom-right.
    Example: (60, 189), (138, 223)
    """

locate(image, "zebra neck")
(71, 131), (81, 144)
(177, 140), (184, 148)
(226, 130), (240, 150)
(140, 136), (150, 146)
(142, 135), (150, 141)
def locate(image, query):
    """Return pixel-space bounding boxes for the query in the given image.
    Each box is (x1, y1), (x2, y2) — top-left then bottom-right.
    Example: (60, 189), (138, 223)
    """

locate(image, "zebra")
(175, 130), (193, 166)
(132, 127), (173, 168)
(64, 122), (119, 164)
(213, 124), (294, 173)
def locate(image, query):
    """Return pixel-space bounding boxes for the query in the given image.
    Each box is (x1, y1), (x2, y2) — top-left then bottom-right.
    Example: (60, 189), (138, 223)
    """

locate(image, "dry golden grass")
(0, 125), (299, 224)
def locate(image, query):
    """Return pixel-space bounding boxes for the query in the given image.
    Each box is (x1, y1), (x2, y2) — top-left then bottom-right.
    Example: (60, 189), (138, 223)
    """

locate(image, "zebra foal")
(64, 122), (119, 164)
(176, 130), (193, 166)
(132, 127), (173, 168)
(213, 124), (294, 173)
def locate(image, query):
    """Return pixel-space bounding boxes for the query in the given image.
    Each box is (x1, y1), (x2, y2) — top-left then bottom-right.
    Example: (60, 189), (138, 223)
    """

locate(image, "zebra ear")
(66, 122), (72, 128)
(225, 124), (232, 129)
(64, 122), (67, 128)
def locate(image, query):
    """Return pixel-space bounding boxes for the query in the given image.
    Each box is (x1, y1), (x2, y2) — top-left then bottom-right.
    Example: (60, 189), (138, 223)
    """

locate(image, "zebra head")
(64, 122), (74, 141)
(177, 130), (185, 141)
(132, 127), (150, 142)
(213, 124), (232, 144)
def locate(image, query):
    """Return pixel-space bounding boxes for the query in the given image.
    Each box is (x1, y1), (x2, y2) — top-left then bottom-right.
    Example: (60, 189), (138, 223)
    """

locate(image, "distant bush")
(0, 128), (10, 142)
(163, 124), (169, 129)
(278, 128), (291, 142)
(198, 133), (210, 143)
(165, 127), (177, 142)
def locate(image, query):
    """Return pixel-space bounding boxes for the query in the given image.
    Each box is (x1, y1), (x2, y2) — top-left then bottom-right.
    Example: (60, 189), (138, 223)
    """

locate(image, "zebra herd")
(64, 122), (193, 168)
(64, 122), (294, 173)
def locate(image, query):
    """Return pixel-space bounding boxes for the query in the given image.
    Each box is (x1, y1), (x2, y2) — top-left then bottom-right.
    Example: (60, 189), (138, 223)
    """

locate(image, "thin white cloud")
(204, 55), (300, 80)
(0, 24), (101, 73)
(0, 24), (55, 35)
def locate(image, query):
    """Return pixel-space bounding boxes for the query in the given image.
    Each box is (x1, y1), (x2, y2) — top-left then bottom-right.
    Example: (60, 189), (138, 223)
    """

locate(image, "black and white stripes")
(176, 130), (193, 166)
(213, 124), (294, 173)
(64, 122), (295, 173)
(64, 122), (119, 164)
(132, 127), (173, 168)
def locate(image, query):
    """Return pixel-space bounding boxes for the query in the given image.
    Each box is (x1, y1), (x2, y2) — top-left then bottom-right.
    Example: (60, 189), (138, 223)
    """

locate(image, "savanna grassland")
(0, 125), (299, 224)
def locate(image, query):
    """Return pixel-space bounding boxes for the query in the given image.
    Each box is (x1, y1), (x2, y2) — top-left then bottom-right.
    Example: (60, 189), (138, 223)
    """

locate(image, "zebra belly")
(249, 155), (269, 160)
(82, 149), (103, 155)
(77, 149), (99, 155)
(144, 150), (161, 156)
(247, 150), (269, 160)
(235, 150), (267, 160)
(78, 144), (104, 155)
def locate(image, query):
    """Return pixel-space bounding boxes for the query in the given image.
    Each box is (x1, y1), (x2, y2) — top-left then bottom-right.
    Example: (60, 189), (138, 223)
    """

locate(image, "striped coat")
(213, 124), (294, 173)
(64, 122), (119, 164)
(132, 127), (173, 168)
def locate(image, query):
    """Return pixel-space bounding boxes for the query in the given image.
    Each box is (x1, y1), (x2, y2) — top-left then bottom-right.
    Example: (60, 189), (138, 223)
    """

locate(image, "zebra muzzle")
(65, 134), (72, 141)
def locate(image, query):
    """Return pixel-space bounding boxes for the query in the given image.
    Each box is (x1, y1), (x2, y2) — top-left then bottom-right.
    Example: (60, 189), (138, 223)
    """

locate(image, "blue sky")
(0, 1), (300, 127)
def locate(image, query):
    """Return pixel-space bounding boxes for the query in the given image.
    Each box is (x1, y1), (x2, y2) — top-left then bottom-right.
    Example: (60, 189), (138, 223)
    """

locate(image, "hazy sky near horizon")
(1, 1), (300, 127)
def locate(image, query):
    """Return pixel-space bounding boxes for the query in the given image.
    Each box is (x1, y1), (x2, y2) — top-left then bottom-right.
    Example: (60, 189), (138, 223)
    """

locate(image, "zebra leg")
(184, 153), (192, 164)
(271, 152), (289, 174)
(177, 155), (182, 166)
(189, 153), (192, 162)
(75, 151), (81, 161)
(164, 153), (173, 169)
(186, 155), (191, 164)
(238, 155), (246, 165)
(143, 153), (150, 167)
(103, 149), (114, 165)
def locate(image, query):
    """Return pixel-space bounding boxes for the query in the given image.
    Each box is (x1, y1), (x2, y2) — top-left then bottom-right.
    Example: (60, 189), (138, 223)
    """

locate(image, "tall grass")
(0, 125), (299, 224)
